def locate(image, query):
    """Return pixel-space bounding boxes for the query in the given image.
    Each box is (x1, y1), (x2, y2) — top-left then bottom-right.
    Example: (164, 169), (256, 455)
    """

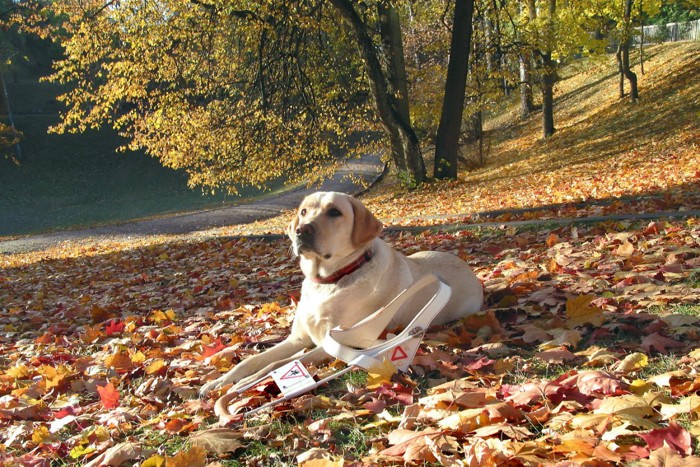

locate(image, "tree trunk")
(639, 0), (645, 75)
(619, 0), (639, 100)
(541, 53), (556, 138)
(519, 1), (536, 119)
(434, 0), (475, 180)
(616, 45), (625, 98)
(330, 0), (425, 187)
(519, 51), (535, 119)
(541, 0), (556, 138)
(378, 3), (410, 126)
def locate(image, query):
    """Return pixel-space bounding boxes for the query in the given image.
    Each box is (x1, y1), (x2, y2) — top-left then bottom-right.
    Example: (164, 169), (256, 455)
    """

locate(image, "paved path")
(0, 154), (385, 254)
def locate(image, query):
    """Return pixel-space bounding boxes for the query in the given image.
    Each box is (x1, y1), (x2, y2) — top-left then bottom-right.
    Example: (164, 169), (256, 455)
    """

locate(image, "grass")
(649, 303), (700, 317)
(0, 79), (286, 237)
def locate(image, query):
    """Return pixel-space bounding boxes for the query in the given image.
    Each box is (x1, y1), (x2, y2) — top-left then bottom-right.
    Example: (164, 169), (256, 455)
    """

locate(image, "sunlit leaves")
(96, 382), (120, 409)
(37, 0), (372, 193)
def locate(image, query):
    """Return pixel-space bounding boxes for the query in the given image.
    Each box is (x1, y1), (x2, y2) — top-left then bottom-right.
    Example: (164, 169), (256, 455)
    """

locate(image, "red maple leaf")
(641, 333), (685, 354)
(104, 320), (125, 336)
(639, 422), (692, 456)
(200, 337), (227, 359)
(97, 382), (120, 409)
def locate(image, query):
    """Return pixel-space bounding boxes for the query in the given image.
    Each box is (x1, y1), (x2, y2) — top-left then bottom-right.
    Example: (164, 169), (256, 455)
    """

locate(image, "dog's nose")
(296, 223), (315, 238)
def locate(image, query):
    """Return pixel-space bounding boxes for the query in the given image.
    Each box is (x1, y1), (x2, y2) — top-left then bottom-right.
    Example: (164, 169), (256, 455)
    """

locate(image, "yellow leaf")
(367, 359), (397, 389)
(629, 379), (654, 395)
(566, 295), (604, 328)
(32, 425), (53, 444)
(131, 351), (147, 364)
(151, 309), (177, 323)
(142, 455), (166, 467)
(146, 359), (167, 375)
(92, 425), (111, 442)
(70, 444), (96, 459)
(614, 352), (648, 374)
(5, 364), (32, 379)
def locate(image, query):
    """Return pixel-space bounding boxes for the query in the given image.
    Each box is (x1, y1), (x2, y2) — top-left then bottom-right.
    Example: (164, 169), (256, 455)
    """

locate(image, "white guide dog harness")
(214, 274), (451, 422)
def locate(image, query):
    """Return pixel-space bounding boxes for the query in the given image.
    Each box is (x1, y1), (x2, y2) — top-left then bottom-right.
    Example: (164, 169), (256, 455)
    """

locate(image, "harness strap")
(322, 274), (451, 372)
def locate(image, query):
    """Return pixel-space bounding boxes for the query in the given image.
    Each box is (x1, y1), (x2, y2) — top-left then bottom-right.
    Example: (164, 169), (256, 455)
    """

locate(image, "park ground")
(0, 42), (699, 466)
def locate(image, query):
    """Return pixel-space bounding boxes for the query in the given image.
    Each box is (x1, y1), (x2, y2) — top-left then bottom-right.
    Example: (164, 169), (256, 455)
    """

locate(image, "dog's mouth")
(294, 240), (332, 260)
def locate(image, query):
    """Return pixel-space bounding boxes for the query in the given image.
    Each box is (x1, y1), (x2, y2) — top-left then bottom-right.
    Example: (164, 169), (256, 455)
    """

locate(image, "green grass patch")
(1, 79), (286, 236)
(649, 303), (700, 317)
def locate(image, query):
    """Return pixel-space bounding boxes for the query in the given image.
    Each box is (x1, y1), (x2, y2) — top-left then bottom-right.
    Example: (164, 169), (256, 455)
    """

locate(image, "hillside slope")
(360, 42), (699, 226)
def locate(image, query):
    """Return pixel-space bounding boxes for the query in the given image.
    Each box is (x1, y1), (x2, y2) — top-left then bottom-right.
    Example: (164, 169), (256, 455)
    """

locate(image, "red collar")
(311, 249), (373, 284)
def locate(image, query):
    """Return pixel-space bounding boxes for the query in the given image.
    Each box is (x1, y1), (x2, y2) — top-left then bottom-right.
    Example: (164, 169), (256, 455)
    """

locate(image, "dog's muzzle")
(294, 223), (317, 255)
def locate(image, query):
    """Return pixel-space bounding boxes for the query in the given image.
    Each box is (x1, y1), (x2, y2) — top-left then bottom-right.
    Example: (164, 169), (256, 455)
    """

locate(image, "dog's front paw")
(199, 377), (225, 397)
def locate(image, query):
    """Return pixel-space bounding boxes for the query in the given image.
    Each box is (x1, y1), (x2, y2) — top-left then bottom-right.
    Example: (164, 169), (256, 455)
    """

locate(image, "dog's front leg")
(199, 336), (309, 396)
(231, 346), (330, 392)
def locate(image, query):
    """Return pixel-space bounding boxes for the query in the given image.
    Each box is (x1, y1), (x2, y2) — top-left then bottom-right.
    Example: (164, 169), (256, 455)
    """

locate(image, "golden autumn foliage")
(39, 0), (376, 193)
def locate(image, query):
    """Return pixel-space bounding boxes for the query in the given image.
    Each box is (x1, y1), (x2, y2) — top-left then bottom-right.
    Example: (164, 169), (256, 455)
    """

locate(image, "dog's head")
(288, 192), (383, 261)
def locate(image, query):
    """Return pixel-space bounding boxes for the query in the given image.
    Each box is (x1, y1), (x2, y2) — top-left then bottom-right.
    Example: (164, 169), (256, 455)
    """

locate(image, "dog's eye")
(328, 208), (342, 217)
(300, 209), (307, 216)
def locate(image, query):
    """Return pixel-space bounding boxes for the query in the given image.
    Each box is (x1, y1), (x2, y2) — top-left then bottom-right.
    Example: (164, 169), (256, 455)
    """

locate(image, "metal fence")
(637, 19), (700, 44)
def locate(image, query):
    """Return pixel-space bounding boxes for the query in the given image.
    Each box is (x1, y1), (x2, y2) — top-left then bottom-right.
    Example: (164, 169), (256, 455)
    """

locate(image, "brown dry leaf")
(648, 370), (690, 388)
(659, 394), (700, 418)
(165, 445), (207, 467)
(535, 347), (577, 364)
(83, 442), (144, 467)
(641, 332), (686, 354)
(438, 408), (490, 431)
(380, 428), (446, 463)
(640, 446), (700, 467)
(104, 350), (135, 371)
(579, 347), (619, 367)
(297, 448), (342, 466)
(550, 429), (598, 457)
(616, 240), (636, 257)
(189, 428), (244, 455)
(540, 328), (582, 349)
(472, 423), (534, 441)
(425, 434), (462, 467)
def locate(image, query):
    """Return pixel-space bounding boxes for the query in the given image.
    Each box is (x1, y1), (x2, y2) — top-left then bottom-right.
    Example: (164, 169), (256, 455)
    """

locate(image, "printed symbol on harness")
(390, 346), (408, 362)
(280, 362), (309, 380)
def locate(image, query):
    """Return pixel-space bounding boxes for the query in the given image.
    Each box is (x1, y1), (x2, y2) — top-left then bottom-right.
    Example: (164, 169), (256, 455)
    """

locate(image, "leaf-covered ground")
(1, 218), (700, 466)
(1, 43), (700, 466)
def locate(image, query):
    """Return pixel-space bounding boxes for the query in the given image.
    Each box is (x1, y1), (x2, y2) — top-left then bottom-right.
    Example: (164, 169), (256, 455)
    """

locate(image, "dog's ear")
(287, 212), (300, 240)
(349, 196), (383, 247)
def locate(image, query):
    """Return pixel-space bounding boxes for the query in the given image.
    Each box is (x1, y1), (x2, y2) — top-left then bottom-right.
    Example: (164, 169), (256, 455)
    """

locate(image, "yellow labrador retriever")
(200, 191), (483, 395)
